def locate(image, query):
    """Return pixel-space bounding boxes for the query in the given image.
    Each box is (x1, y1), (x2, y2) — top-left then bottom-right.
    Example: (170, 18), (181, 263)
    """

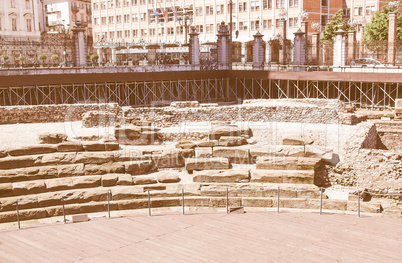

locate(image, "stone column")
(189, 26), (200, 70)
(252, 32), (264, 70)
(293, 30), (305, 71)
(388, 11), (397, 66)
(71, 22), (87, 67)
(216, 21), (231, 70)
(301, 21), (308, 43)
(347, 31), (356, 65)
(97, 48), (103, 64)
(265, 41), (270, 64)
(333, 25), (347, 67)
(311, 33), (320, 65)
(279, 18), (287, 65)
(111, 47), (117, 65)
(241, 42), (247, 63)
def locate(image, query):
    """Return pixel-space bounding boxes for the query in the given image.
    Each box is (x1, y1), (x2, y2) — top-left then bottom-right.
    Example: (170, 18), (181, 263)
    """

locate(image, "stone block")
(72, 176), (102, 189)
(256, 156), (320, 170)
(156, 171), (181, 183)
(195, 147), (213, 158)
(125, 160), (157, 175)
(347, 201), (383, 213)
(179, 149), (194, 158)
(0, 156), (35, 171)
(170, 101), (200, 108)
(193, 170), (250, 183)
(197, 140), (218, 147)
(282, 134), (314, 145)
(45, 177), (74, 191)
(250, 169), (283, 183)
(185, 157), (230, 172)
(58, 164), (85, 177)
(56, 141), (83, 152)
(36, 152), (76, 166)
(75, 152), (115, 164)
(72, 214), (89, 223)
(209, 125), (241, 140)
(105, 143), (120, 151)
(218, 136), (246, 147)
(12, 180), (46, 195)
(82, 142), (106, 151)
(38, 133), (68, 144)
(152, 150), (185, 168)
(132, 175), (158, 185)
(116, 174), (133, 185)
(102, 174), (118, 187)
(0, 183), (13, 197)
(84, 163), (125, 175)
(0, 150), (7, 158)
(175, 141), (197, 149)
(117, 200), (148, 210)
(114, 151), (151, 162)
(7, 145), (57, 156)
(213, 147), (251, 164)
(242, 197), (273, 208)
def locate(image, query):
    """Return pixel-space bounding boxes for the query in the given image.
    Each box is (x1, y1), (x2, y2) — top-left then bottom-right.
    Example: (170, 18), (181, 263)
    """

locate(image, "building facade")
(0, 0), (43, 39)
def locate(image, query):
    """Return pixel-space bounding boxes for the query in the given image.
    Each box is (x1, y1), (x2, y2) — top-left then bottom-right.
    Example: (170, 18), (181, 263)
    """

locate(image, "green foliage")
(38, 54), (47, 60)
(362, 5), (402, 42)
(51, 54), (59, 60)
(321, 10), (354, 41)
(0, 54), (9, 60)
(90, 54), (99, 60)
(18, 55), (25, 61)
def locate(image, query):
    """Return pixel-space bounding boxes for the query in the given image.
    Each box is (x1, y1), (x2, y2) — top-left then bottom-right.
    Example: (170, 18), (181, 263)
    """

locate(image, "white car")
(351, 58), (384, 66)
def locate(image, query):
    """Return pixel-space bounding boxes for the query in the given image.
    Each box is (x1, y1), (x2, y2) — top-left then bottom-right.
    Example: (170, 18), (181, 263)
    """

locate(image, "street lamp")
(177, 6), (193, 44)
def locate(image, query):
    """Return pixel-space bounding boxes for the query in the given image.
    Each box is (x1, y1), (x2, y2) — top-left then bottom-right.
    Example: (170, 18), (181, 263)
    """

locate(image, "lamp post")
(177, 6), (193, 44)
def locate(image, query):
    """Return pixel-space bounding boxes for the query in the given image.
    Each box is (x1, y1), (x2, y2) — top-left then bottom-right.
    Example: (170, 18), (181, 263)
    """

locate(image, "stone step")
(185, 157), (230, 173)
(193, 170), (250, 183)
(245, 145), (332, 161)
(256, 156), (321, 170)
(213, 147), (251, 164)
(250, 169), (314, 184)
(0, 195), (383, 224)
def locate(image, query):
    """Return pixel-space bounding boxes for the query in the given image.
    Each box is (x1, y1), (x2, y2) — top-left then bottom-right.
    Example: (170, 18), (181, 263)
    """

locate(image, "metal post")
(358, 190), (361, 218)
(226, 188), (229, 214)
(16, 201), (21, 230)
(62, 197), (66, 224)
(107, 190), (111, 219)
(147, 190), (151, 217)
(277, 186), (280, 213)
(320, 187), (323, 215)
(182, 189), (185, 215)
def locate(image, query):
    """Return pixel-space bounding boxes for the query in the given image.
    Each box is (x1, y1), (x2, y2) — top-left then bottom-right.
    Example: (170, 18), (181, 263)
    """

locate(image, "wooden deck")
(1, 211), (401, 262)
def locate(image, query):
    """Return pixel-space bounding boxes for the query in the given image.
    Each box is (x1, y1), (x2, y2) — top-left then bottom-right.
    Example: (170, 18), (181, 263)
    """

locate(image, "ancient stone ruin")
(0, 99), (401, 224)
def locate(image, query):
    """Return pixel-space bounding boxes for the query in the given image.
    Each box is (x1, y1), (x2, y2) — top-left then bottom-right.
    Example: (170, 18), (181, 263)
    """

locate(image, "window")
(354, 7), (362, 16)
(251, 1), (260, 11)
(141, 29), (147, 36)
(26, 19), (32, 32)
(275, 19), (281, 28)
(125, 30), (130, 38)
(11, 0), (16, 8)
(167, 27), (174, 35)
(109, 31), (114, 39)
(116, 15), (122, 23)
(366, 6), (375, 15)
(196, 7), (203, 16)
(25, 0), (31, 9)
(158, 28), (164, 35)
(140, 13), (146, 21)
(263, 19), (272, 29)
(12, 18), (17, 31)
(132, 0), (137, 5)
(140, 0), (146, 5)
(276, 0), (285, 8)
(176, 25), (183, 34)
(109, 16), (114, 24)
(94, 3), (99, 10)
(228, 3), (236, 12)
(124, 14), (129, 23)
(101, 1), (106, 9)
(239, 21), (248, 31)
(321, 15), (328, 26)
(101, 17), (107, 25)
(133, 29), (138, 37)
(216, 4), (224, 14)
(116, 0), (122, 8)
(196, 25), (203, 33)
(108, 0), (114, 8)
(132, 13), (138, 22)
(239, 2), (247, 12)
(117, 30), (122, 38)
(150, 28), (155, 36)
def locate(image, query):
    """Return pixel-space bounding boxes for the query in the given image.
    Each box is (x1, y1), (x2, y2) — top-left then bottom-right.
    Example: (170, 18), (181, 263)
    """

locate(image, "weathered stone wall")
(0, 103), (121, 125)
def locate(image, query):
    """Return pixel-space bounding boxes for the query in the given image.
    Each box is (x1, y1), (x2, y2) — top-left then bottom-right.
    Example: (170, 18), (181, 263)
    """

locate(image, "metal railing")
(7, 186), (400, 230)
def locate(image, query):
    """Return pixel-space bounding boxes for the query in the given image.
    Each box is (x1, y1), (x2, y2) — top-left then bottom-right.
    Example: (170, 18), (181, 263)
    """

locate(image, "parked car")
(351, 58), (384, 66)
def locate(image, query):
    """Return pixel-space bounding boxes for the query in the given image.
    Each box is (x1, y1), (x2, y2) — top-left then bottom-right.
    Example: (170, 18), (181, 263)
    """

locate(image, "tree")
(321, 10), (354, 41)
(362, 5), (402, 43)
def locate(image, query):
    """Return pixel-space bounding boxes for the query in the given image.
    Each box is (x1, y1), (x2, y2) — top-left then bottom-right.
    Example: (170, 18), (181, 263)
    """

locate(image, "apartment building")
(0, 0), (43, 39)
(92, 0), (345, 46)
(41, 0), (93, 38)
